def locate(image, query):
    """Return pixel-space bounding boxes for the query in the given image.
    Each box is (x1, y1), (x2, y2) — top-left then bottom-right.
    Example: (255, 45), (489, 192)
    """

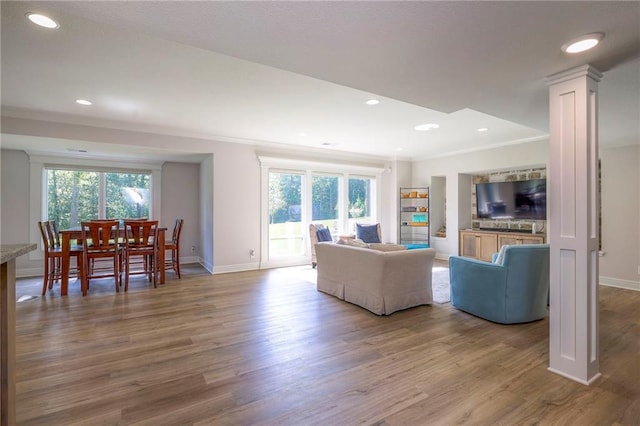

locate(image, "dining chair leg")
(174, 247), (181, 279)
(124, 253), (129, 292)
(114, 256), (120, 293)
(75, 253), (84, 296)
(81, 256), (88, 296)
(42, 258), (51, 296)
(54, 257), (61, 285)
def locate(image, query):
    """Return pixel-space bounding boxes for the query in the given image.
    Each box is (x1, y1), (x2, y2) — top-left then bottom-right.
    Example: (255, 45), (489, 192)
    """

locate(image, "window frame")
(28, 154), (162, 261)
(259, 156), (383, 268)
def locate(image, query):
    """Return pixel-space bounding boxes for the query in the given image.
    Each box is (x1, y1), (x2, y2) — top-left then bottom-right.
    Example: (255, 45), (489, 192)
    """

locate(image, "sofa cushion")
(356, 223), (381, 243)
(338, 238), (369, 248)
(368, 243), (407, 252)
(316, 227), (333, 242)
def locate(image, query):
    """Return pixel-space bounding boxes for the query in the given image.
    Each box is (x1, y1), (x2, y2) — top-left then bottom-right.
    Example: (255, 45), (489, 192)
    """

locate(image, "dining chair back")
(81, 220), (121, 295)
(164, 218), (184, 278)
(38, 220), (83, 295)
(123, 219), (159, 291)
(47, 220), (61, 248)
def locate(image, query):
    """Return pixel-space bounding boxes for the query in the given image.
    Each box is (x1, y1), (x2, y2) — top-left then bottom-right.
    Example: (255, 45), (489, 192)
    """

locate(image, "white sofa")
(315, 242), (436, 315)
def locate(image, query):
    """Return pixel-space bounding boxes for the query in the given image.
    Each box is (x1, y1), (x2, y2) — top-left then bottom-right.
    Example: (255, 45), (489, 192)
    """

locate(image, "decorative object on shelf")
(399, 187), (430, 247)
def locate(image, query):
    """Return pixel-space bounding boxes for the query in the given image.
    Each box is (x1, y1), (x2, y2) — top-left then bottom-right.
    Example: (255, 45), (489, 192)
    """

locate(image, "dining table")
(60, 226), (167, 296)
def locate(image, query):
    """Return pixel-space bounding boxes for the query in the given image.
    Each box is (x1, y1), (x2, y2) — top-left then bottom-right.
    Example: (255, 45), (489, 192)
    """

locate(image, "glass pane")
(106, 172), (151, 219)
(348, 177), (373, 232)
(312, 175), (340, 233)
(47, 169), (99, 229)
(268, 172), (303, 257)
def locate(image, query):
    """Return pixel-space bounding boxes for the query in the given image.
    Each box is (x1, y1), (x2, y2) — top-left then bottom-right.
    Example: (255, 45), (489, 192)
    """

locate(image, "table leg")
(61, 233), (70, 296)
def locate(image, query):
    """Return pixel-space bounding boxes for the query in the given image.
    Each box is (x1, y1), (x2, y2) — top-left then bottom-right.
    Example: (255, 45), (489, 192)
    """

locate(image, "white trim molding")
(600, 277), (640, 292)
(213, 262), (261, 275)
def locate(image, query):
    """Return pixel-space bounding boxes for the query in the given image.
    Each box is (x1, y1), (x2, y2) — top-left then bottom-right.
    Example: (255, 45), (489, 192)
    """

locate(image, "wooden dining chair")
(81, 220), (121, 295)
(38, 220), (83, 296)
(122, 219), (159, 291)
(164, 218), (184, 279)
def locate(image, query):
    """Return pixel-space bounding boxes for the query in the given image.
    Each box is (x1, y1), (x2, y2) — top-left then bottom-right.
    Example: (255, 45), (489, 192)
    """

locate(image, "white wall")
(200, 155), (214, 272)
(212, 144), (261, 273)
(411, 139), (639, 287)
(161, 162), (200, 263)
(599, 144), (640, 286)
(0, 149), (201, 274)
(0, 150), (32, 271)
(4, 114), (637, 286)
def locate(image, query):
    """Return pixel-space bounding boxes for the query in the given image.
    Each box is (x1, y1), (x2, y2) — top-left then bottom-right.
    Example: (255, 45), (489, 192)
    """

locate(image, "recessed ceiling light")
(365, 99), (380, 105)
(395, 147), (404, 152)
(561, 33), (604, 53)
(26, 13), (59, 29)
(298, 132), (307, 137)
(75, 99), (92, 106)
(414, 123), (439, 131)
(477, 127), (489, 132)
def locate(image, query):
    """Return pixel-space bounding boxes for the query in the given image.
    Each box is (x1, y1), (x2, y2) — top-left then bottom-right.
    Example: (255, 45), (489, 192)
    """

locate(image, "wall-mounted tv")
(476, 179), (546, 220)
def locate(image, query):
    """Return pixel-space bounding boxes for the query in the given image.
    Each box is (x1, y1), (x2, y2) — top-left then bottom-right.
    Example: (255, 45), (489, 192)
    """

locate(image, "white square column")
(546, 64), (602, 385)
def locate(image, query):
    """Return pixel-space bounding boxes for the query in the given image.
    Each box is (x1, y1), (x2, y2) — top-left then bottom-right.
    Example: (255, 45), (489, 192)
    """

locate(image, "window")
(46, 168), (151, 229)
(312, 175), (341, 234)
(348, 176), (375, 233)
(268, 171), (304, 257)
(260, 156), (383, 266)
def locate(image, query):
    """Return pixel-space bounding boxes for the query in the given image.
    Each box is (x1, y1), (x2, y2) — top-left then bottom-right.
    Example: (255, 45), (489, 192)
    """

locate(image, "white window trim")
(258, 156), (384, 269)
(28, 154), (163, 261)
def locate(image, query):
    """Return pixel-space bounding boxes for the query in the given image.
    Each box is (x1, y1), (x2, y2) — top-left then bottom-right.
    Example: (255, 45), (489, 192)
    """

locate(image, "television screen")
(476, 179), (546, 220)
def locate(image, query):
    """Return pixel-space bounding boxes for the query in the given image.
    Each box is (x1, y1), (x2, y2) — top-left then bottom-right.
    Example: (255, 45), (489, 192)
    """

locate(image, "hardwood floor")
(14, 265), (640, 425)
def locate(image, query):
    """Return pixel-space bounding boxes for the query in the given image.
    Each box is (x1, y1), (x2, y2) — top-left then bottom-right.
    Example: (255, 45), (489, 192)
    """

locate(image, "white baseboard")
(213, 262), (260, 274)
(17, 267), (42, 279)
(600, 276), (640, 291)
(259, 258), (309, 270)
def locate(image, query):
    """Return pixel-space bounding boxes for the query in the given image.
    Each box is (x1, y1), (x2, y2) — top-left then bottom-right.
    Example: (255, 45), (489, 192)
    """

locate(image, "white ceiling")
(1, 1), (638, 162)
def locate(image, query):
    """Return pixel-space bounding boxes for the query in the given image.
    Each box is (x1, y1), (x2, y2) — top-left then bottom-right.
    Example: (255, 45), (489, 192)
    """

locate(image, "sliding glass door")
(268, 171), (304, 257)
(261, 157), (381, 266)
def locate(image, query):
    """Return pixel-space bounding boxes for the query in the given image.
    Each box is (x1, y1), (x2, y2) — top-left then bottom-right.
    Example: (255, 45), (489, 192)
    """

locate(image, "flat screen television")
(476, 179), (546, 220)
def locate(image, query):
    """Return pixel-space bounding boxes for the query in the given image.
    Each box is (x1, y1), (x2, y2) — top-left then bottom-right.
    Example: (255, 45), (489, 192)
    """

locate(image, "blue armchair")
(449, 244), (550, 324)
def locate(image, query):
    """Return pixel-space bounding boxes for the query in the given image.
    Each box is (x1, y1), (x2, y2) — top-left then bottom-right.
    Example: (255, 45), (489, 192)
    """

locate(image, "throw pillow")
(316, 227), (333, 242)
(356, 223), (380, 243)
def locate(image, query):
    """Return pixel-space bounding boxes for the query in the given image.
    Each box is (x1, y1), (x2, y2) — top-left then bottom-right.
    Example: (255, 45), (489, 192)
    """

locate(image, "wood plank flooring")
(13, 265), (640, 425)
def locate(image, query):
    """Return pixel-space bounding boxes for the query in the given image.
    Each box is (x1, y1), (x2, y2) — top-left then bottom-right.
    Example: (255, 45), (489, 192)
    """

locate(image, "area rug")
(432, 266), (451, 304)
